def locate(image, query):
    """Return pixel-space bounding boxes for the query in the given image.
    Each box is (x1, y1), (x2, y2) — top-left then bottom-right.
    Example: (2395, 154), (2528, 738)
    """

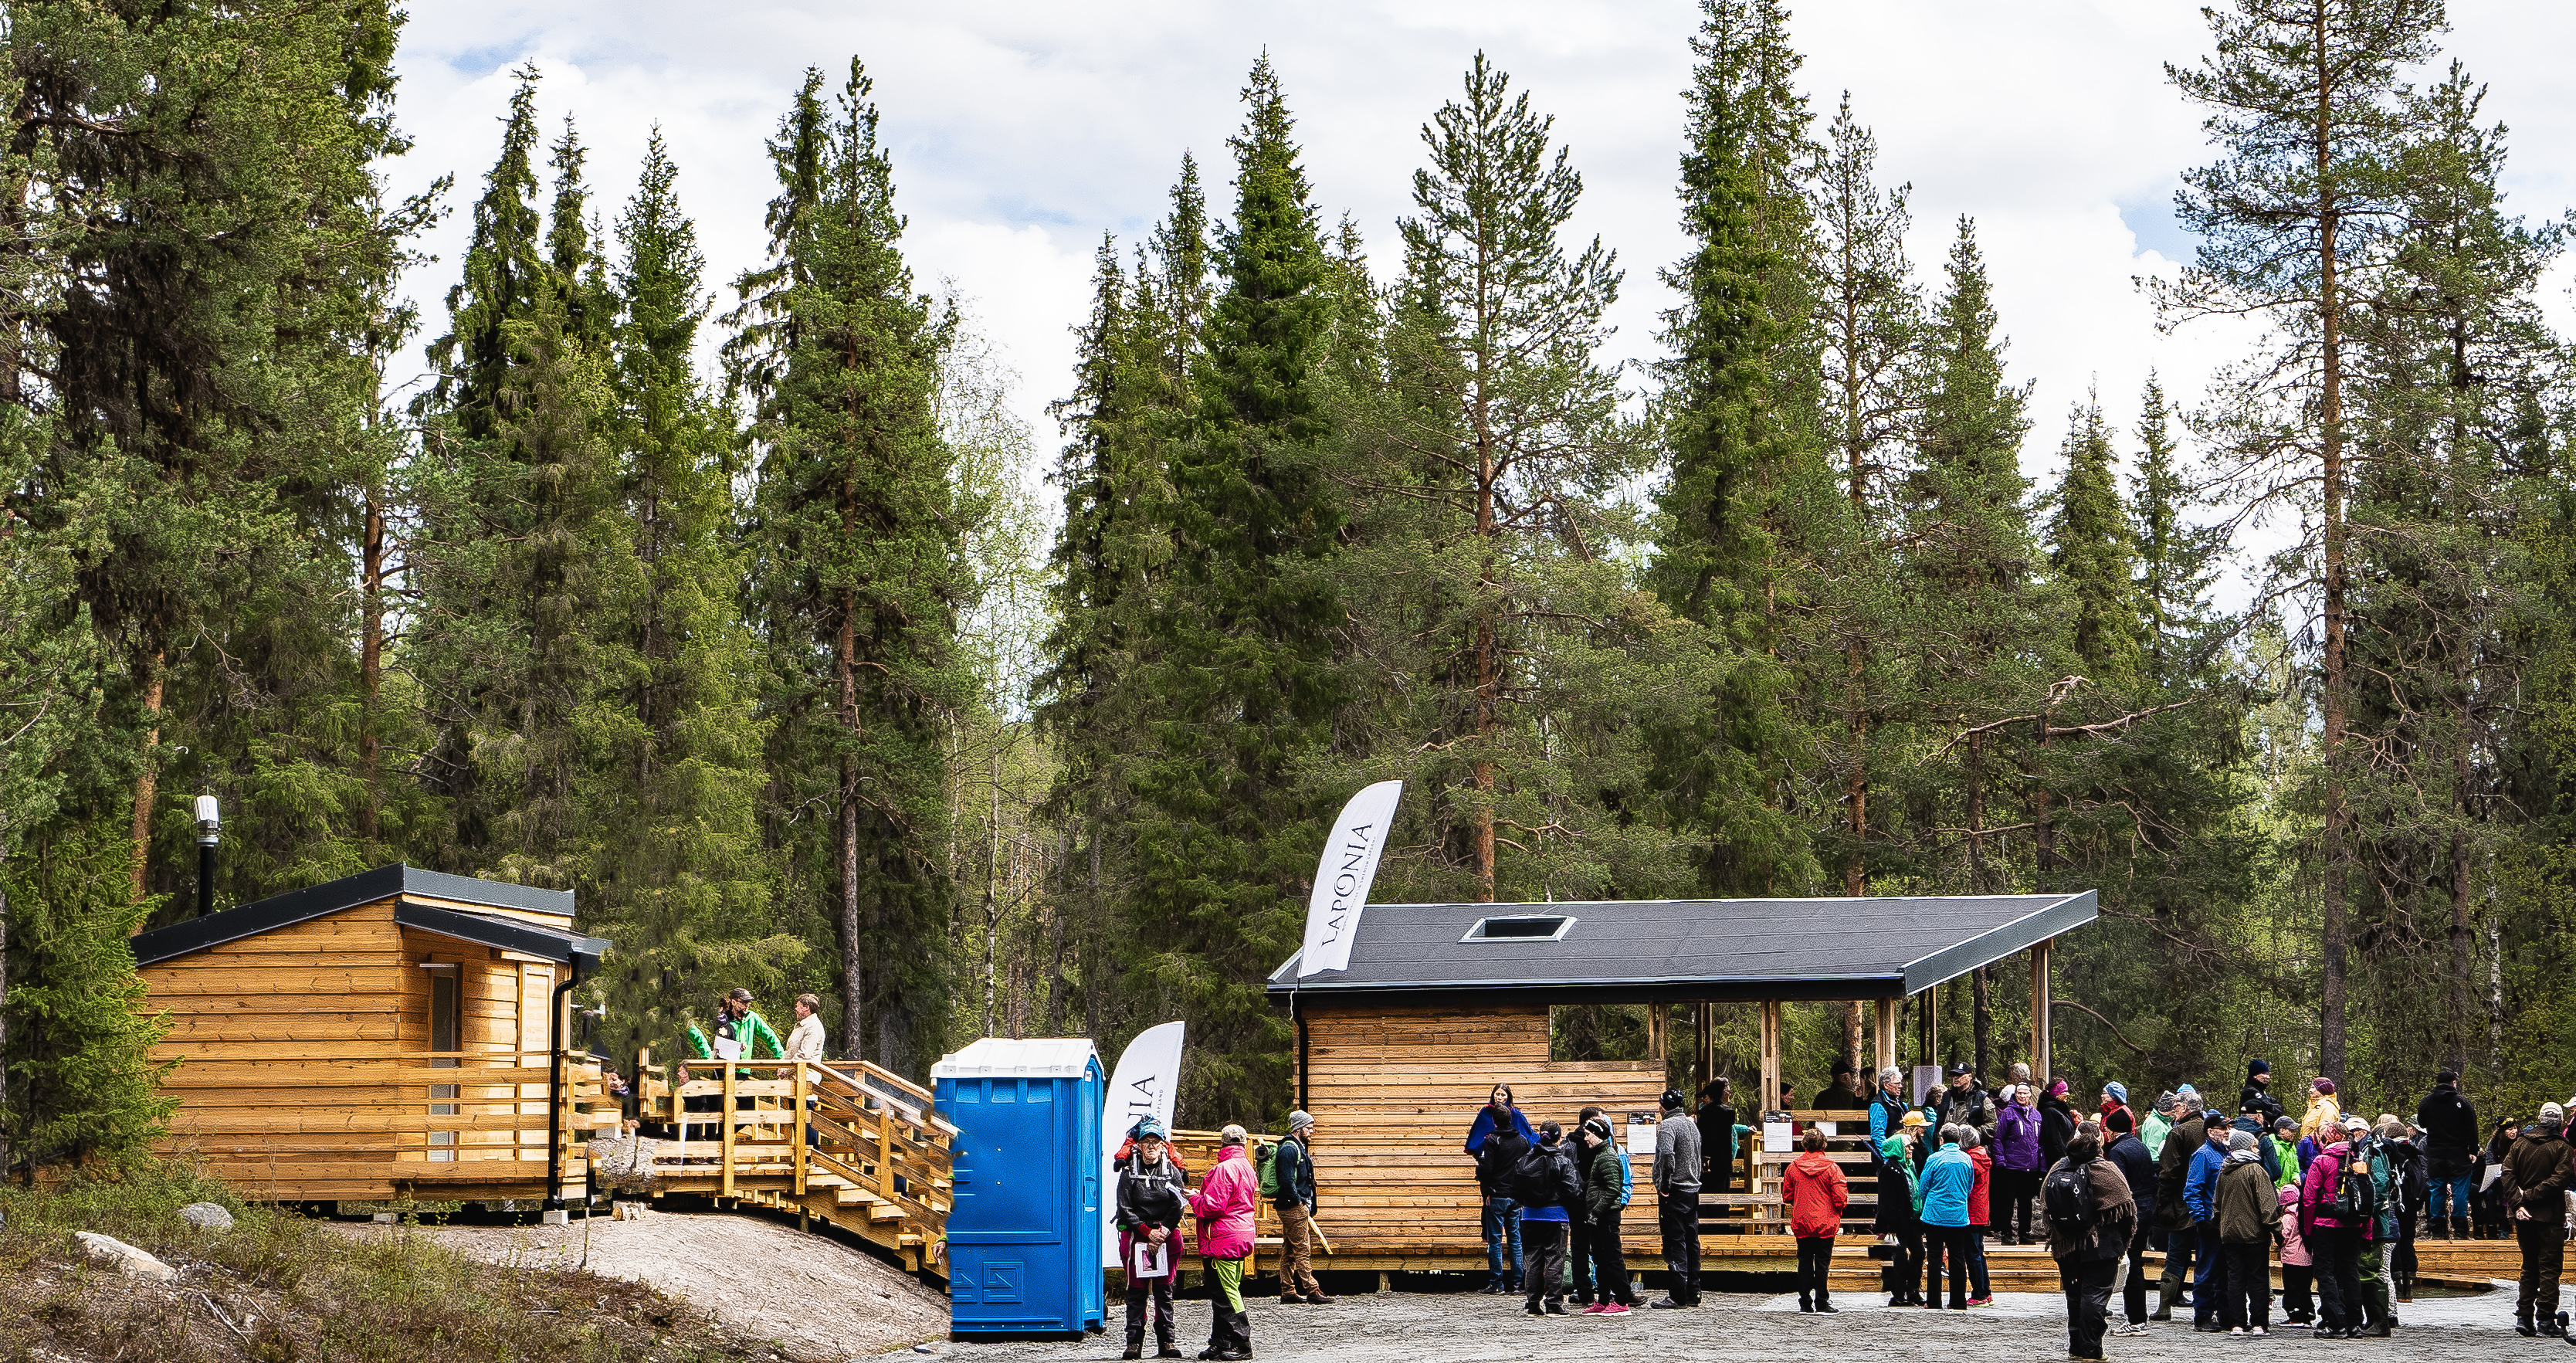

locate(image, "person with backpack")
(1466, 1084), (1536, 1295)
(2181, 1110), (2234, 1333)
(1993, 1084), (2043, 1245)
(1513, 1121), (1582, 1317)
(2297, 1114), (2375, 1340)
(2103, 1121), (2158, 1335)
(2150, 1099), (2209, 1321)
(2500, 1100), (2575, 1337)
(2344, 1117), (2398, 1336)
(2215, 1129), (2282, 1337)
(2045, 1122), (2137, 1362)
(1114, 1119), (1190, 1361)
(1576, 1115), (1637, 1315)
(1269, 1111), (1330, 1305)
(1649, 1088), (1702, 1309)
(1782, 1127), (1848, 1314)
(2416, 1070), (2479, 1239)
(1186, 1127), (1259, 1362)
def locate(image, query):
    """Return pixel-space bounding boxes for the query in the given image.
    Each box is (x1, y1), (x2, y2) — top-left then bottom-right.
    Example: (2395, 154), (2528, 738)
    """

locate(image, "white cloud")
(385, 2), (2575, 612)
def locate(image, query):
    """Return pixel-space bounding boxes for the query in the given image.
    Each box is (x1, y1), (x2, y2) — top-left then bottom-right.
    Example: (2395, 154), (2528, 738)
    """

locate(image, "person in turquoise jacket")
(1917, 1127), (1978, 1308)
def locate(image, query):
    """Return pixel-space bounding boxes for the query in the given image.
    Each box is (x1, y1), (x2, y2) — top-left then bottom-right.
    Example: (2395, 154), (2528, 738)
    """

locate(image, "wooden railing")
(631, 1052), (955, 1261)
(158, 1049), (619, 1199)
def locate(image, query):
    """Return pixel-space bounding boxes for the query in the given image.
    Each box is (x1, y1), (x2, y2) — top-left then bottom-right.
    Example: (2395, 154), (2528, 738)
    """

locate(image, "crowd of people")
(1106, 1059), (2575, 1361)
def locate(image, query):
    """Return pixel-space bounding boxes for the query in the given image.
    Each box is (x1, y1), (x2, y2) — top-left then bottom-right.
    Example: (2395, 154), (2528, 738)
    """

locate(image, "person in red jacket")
(1781, 1128), (1849, 1312)
(1964, 1124), (1995, 1306)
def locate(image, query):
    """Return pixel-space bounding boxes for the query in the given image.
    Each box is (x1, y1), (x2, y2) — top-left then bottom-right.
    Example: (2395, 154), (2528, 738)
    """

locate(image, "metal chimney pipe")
(193, 794), (219, 918)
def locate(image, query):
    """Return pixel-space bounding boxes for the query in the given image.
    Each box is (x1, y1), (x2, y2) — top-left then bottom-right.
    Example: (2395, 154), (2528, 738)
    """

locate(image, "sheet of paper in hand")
(713, 1036), (743, 1061)
(1133, 1240), (1168, 1278)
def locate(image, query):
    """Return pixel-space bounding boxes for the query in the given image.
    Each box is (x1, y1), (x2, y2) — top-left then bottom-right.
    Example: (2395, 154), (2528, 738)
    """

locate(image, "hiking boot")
(1124, 1350), (1143, 1361)
(1156, 1351), (1185, 1360)
(1797, 1300), (1813, 1313)
(1524, 1304), (1545, 1317)
(1543, 1301), (1568, 1316)
(1815, 1303), (1839, 1314)
(1647, 1297), (1690, 1310)
(2148, 1305), (2173, 1322)
(2521, 1319), (2541, 1338)
(1303, 1293), (1333, 1305)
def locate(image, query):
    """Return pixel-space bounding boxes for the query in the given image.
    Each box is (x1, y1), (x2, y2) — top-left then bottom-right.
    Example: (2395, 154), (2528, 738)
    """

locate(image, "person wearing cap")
(2415, 1068), (2480, 1239)
(1273, 1110), (1330, 1305)
(2150, 1097), (2209, 1321)
(1930, 1060), (1996, 1148)
(2182, 1109), (2235, 1332)
(2215, 1127), (2282, 1336)
(2096, 1082), (2136, 1138)
(1576, 1114), (1638, 1314)
(719, 987), (784, 1060)
(2269, 1114), (2302, 1190)
(1993, 1083), (2042, 1245)
(1649, 1087), (1703, 1308)
(1812, 1057), (1866, 1112)
(1187, 1125), (1259, 1361)
(1114, 1119), (1190, 1360)
(2500, 1100), (2575, 1337)
(1781, 1127), (1848, 1313)
(2229, 1101), (2283, 1184)
(2239, 1060), (2286, 1128)
(2297, 1112), (2371, 1339)
(2299, 1076), (2342, 1143)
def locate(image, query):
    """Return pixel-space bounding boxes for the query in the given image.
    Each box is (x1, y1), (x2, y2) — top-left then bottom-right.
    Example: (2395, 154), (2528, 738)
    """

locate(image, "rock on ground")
(338, 1207), (947, 1361)
(73, 1231), (177, 1281)
(178, 1202), (236, 1231)
(944, 1287), (2516, 1362)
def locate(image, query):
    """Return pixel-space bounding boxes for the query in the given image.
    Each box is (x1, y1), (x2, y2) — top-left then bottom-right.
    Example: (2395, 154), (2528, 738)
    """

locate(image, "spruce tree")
(1128, 56), (1345, 1121)
(2049, 401), (2145, 690)
(732, 62), (964, 1073)
(2, 826), (174, 1169)
(2129, 375), (2225, 686)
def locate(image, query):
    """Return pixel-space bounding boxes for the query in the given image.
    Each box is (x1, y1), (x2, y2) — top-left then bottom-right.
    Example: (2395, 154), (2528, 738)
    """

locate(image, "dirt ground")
(937, 1286), (2526, 1363)
(336, 1207), (949, 1360)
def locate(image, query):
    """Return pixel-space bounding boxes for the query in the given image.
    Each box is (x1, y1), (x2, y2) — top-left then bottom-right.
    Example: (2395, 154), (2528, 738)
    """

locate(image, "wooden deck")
(628, 1055), (955, 1273)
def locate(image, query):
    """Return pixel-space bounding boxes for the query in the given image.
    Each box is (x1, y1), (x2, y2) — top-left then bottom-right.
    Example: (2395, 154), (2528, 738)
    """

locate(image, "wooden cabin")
(132, 863), (618, 1205)
(1263, 891), (2096, 1273)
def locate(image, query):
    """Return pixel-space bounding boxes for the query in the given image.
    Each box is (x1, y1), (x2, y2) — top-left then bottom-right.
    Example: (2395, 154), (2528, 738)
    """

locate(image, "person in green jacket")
(2142, 1091), (2178, 1160)
(2269, 1115), (2302, 1192)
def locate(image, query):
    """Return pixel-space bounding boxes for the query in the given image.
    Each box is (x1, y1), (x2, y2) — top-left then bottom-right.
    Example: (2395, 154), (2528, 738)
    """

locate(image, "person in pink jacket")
(1188, 1125), (1259, 1361)
(2276, 1182), (2314, 1326)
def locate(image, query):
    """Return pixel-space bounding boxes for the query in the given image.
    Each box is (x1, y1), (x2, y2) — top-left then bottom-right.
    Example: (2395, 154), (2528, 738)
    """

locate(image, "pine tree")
(1646, 0), (1829, 900)
(1128, 56), (1346, 1121)
(2157, 0), (2449, 1079)
(732, 62), (965, 1073)
(2, 825), (174, 1169)
(582, 131), (797, 1064)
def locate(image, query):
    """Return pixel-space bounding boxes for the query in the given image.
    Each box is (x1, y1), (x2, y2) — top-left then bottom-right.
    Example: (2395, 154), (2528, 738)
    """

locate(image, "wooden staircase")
(627, 1055), (954, 1273)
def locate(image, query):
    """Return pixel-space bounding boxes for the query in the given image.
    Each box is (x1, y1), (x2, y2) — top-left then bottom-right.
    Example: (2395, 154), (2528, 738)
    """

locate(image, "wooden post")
(793, 1062), (810, 1196)
(720, 1063), (737, 1199)
(1921, 983), (1939, 1071)
(2031, 938), (2054, 1084)
(1647, 1000), (1669, 1066)
(1757, 1002), (1782, 1119)
(1874, 999), (1899, 1079)
(1693, 1001), (1715, 1093)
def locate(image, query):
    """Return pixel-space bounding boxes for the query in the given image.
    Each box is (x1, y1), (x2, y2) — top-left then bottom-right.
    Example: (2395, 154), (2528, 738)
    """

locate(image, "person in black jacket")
(1696, 1078), (1737, 1195)
(1513, 1122), (1584, 1317)
(2239, 1059), (2286, 1128)
(1474, 1116), (1531, 1293)
(2415, 1070), (2480, 1239)
(2105, 1126), (2160, 1334)
(2039, 1078), (2079, 1168)
(1114, 1120), (1189, 1360)
(1272, 1112), (1332, 1305)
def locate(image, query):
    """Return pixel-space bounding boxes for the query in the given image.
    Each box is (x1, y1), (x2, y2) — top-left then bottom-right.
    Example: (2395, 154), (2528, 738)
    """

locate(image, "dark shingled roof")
(131, 863), (597, 968)
(1266, 891), (2094, 1005)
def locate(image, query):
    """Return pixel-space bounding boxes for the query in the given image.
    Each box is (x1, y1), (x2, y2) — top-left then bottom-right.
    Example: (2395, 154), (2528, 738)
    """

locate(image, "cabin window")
(1549, 1003), (1653, 1063)
(426, 967), (460, 1161)
(1460, 914), (1576, 942)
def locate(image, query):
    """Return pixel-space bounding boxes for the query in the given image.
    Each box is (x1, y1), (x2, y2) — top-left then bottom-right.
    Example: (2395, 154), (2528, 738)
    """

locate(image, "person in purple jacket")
(1993, 1083), (2045, 1244)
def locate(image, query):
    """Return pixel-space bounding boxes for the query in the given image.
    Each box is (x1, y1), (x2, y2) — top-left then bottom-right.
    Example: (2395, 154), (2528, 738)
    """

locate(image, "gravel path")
(937, 1287), (2530, 1362)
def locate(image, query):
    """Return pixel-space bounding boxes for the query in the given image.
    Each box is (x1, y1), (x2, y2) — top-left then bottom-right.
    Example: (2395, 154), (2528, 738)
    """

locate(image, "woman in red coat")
(1964, 1125), (1995, 1306)
(1781, 1128), (1849, 1312)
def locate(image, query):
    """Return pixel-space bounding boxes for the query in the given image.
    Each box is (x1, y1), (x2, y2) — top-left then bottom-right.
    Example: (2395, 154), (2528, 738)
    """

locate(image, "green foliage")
(2, 826), (172, 1169)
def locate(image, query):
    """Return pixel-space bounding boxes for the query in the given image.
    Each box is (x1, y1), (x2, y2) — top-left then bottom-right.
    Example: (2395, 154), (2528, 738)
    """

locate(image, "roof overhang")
(395, 902), (608, 971)
(131, 863), (591, 968)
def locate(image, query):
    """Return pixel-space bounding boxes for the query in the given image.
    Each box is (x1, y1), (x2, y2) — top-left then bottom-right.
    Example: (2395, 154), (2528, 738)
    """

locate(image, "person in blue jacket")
(1917, 1124), (1978, 1309)
(2183, 1114), (2235, 1332)
(1466, 1083), (1537, 1293)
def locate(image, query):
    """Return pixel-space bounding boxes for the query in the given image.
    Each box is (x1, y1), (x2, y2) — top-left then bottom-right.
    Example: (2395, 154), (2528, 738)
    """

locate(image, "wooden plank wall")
(1300, 1003), (1667, 1257)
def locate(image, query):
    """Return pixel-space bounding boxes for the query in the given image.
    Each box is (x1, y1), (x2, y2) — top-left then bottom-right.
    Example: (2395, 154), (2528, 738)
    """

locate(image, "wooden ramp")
(629, 1056), (954, 1274)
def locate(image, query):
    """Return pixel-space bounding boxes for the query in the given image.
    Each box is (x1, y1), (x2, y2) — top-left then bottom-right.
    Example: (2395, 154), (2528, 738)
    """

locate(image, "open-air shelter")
(1263, 890), (2096, 1273)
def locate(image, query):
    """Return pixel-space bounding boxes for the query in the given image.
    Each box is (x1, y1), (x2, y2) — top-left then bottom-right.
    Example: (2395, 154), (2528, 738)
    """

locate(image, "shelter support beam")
(1874, 999), (1898, 1079)
(2030, 937), (2053, 1083)
(1757, 1002), (1782, 1119)
(1693, 1002), (1714, 1094)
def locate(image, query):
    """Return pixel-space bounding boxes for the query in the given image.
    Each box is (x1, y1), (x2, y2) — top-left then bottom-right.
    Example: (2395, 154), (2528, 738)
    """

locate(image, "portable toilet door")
(931, 1038), (1106, 1337)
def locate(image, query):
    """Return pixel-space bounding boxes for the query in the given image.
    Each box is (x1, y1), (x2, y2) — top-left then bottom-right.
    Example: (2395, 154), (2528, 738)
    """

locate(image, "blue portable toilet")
(932, 1038), (1107, 1337)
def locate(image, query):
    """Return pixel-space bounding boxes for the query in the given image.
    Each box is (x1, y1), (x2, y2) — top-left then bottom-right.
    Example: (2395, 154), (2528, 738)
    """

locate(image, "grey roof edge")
(1273, 975), (1910, 1009)
(1898, 890), (2097, 996)
(395, 902), (610, 968)
(132, 863), (578, 968)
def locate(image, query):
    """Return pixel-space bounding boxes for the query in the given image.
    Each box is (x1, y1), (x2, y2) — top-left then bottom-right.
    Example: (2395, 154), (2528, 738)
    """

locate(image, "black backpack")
(1478, 1129), (1529, 1192)
(2331, 1141), (2380, 1222)
(2043, 1157), (2098, 1239)
(1511, 1141), (1574, 1208)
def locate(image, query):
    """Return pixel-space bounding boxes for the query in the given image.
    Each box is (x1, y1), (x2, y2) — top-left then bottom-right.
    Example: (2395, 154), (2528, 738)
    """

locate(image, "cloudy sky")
(382, 2), (2576, 602)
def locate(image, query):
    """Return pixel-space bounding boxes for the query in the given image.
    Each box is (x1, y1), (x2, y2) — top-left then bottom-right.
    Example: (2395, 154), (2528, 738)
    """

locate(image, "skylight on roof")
(1461, 914), (1576, 942)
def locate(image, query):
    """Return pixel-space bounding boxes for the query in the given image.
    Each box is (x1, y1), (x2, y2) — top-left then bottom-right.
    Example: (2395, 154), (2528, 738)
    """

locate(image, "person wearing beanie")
(1574, 1114), (1637, 1314)
(1115, 1120), (1190, 1360)
(1649, 1088), (1702, 1308)
(2500, 1101), (2575, 1336)
(2300, 1076), (2343, 1143)
(2141, 1090), (2178, 1160)
(2039, 1078), (2079, 1170)
(1813, 1057), (1866, 1113)
(2097, 1082), (2137, 1138)
(2415, 1068), (2480, 1239)
(2215, 1127), (2282, 1335)
(2240, 1060), (2286, 1128)
(2046, 1124), (2136, 1361)
(1187, 1127), (1259, 1361)
(1510, 1121), (1581, 1317)
(1270, 1110), (1330, 1305)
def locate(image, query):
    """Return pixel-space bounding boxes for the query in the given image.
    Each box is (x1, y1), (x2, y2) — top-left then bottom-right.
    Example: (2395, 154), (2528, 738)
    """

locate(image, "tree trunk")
(2032, 707), (2053, 887)
(2312, 14), (2351, 1082)
(361, 483), (385, 844)
(1972, 965), (1991, 1083)
(836, 581), (861, 1062)
(127, 657), (166, 902)
(983, 752), (1001, 1036)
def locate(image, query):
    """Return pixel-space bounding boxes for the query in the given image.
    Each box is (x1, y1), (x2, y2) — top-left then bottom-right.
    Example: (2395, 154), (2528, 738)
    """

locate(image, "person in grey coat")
(1649, 1088), (1703, 1308)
